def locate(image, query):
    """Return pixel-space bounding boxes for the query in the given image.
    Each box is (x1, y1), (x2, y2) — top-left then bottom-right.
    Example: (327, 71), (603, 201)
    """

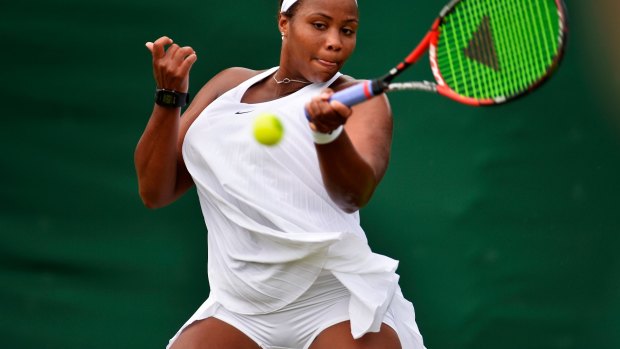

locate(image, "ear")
(278, 13), (289, 37)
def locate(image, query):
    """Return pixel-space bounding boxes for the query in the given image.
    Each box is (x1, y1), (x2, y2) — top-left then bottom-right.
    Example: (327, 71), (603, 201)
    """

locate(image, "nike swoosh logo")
(235, 110), (254, 115)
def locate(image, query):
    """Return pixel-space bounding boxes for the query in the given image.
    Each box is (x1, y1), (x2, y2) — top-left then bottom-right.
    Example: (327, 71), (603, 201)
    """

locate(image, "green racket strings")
(436, 0), (562, 100)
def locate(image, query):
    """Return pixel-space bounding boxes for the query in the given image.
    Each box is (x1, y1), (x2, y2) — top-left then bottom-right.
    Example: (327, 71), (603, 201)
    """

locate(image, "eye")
(313, 22), (327, 30)
(342, 27), (356, 36)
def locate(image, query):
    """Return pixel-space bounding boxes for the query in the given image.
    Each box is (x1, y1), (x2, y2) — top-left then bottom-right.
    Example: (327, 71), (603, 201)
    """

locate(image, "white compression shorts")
(211, 270), (398, 349)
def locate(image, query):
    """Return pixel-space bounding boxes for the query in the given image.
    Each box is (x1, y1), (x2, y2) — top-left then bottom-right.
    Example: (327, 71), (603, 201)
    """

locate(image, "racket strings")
(435, 0), (562, 100)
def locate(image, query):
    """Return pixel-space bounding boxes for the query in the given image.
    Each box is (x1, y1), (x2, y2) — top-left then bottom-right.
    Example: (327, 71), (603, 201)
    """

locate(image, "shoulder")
(202, 67), (264, 99)
(186, 67), (264, 112)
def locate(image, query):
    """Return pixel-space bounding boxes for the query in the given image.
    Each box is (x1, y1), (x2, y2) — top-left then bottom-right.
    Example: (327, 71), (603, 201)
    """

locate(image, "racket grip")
(330, 80), (385, 107)
(304, 80), (385, 121)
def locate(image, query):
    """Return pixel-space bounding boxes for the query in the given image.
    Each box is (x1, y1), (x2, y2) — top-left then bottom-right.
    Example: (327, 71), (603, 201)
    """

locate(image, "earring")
(281, 32), (285, 40)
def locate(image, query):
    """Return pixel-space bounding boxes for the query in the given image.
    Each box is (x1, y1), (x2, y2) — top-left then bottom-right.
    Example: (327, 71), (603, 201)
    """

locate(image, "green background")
(2, 0), (619, 348)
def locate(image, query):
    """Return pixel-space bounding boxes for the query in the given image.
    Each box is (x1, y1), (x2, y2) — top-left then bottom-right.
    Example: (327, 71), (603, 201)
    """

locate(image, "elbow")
(135, 168), (179, 209)
(139, 194), (162, 210)
(141, 197), (162, 210)
(138, 187), (170, 210)
(329, 186), (375, 214)
(336, 196), (370, 214)
(323, 163), (381, 214)
(340, 203), (363, 214)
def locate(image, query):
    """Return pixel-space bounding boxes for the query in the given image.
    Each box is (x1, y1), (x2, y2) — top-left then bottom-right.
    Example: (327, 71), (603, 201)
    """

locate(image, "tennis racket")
(330, 0), (568, 107)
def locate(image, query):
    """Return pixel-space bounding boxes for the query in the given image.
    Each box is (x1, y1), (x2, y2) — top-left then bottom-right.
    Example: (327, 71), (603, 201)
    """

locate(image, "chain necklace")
(273, 70), (311, 85)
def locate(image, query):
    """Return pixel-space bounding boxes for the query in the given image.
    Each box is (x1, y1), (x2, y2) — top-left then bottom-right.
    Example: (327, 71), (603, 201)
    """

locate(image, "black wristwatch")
(155, 88), (189, 108)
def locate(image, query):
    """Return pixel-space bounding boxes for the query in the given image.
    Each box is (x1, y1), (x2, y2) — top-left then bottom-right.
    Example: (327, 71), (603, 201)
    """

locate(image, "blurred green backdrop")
(1, 0), (619, 348)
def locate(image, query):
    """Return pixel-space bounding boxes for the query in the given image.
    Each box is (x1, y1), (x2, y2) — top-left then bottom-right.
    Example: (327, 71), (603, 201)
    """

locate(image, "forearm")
(134, 105), (181, 208)
(315, 131), (378, 213)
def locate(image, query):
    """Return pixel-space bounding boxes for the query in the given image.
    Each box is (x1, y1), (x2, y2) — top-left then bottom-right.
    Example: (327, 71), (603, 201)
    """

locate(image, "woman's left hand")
(305, 89), (352, 133)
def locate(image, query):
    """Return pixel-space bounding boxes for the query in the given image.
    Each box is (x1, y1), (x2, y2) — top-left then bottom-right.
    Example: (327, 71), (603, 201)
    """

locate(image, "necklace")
(273, 71), (311, 85)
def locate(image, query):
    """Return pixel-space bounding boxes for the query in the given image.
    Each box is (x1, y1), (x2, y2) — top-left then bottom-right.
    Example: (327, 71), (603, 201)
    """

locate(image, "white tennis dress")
(169, 67), (426, 349)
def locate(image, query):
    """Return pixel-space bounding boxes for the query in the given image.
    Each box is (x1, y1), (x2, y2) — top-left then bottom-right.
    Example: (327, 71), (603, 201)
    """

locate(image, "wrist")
(311, 125), (344, 145)
(154, 88), (189, 108)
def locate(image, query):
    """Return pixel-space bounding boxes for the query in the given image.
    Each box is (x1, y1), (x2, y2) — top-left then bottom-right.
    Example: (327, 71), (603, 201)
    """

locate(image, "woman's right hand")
(146, 36), (198, 93)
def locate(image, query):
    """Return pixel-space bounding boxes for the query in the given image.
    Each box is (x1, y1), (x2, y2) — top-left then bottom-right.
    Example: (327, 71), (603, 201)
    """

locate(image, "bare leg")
(309, 321), (401, 349)
(170, 317), (261, 349)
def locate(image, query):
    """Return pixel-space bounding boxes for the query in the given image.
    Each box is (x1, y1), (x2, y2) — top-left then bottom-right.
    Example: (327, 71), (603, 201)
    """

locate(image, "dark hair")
(279, 0), (304, 17)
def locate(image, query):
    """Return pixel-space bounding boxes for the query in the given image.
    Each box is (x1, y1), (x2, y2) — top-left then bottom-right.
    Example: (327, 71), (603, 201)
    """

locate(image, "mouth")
(316, 58), (339, 68)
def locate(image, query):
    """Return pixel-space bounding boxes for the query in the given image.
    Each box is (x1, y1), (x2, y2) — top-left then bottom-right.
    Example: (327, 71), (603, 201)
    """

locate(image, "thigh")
(170, 317), (261, 349)
(309, 321), (401, 349)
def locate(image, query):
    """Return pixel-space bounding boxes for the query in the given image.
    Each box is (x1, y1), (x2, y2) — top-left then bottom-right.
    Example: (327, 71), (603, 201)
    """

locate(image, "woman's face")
(280, 0), (359, 83)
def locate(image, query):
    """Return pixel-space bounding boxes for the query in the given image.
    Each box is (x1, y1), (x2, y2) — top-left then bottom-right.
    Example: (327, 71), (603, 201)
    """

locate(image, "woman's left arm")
(306, 89), (393, 213)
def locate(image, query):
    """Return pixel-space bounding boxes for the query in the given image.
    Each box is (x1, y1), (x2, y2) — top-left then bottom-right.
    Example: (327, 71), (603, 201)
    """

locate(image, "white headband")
(281, 0), (357, 13)
(280, 0), (298, 12)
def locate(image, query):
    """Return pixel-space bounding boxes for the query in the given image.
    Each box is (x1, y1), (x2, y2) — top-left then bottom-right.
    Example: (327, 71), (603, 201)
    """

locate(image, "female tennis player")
(134, 0), (426, 348)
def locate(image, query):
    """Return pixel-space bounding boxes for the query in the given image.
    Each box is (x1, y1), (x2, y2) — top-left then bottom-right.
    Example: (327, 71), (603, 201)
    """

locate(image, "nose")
(325, 29), (342, 51)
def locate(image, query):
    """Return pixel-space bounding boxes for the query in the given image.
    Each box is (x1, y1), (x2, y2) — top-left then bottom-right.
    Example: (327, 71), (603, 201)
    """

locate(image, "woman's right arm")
(134, 36), (255, 208)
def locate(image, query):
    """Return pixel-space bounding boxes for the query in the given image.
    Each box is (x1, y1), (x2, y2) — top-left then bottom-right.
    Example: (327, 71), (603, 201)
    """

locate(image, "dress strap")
(325, 71), (343, 87)
(236, 66), (280, 91)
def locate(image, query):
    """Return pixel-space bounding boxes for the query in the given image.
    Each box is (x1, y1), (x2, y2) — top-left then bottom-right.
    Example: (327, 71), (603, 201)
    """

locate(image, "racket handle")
(330, 79), (386, 107)
(304, 80), (385, 121)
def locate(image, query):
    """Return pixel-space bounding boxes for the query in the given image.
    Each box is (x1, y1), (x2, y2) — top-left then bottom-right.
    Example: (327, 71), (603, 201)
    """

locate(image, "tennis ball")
(253, 113), (284, 146)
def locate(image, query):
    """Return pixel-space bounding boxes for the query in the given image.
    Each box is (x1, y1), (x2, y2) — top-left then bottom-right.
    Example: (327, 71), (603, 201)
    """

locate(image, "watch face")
(156, 89), (186, 108)
(162, 93), (175, 105)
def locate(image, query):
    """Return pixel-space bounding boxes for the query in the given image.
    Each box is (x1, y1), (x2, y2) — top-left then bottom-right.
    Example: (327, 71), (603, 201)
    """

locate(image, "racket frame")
(332, 0), (568, 107)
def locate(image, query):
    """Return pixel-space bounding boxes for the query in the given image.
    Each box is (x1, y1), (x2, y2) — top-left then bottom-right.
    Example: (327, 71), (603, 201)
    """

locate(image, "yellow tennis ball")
(253, 113), (284, 146)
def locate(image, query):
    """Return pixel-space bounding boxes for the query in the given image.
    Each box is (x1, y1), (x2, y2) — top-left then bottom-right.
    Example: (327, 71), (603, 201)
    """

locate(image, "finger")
(308, 96), (337, 118)
(305, 101), (321, 129)
(318, 89), (350, 122)
(308, 101), (338, 133)
(179, 53), (198, 76)
(319, 88), (334, 100)
(145, 42), (154, 53)
(173, 46), (195, 62)
(329, 99), (353, 119)
(319, 101), (348, 131)
(316, 99), (334, 119)
(166, 43), (180, 59)
(152, 36), (174, 59)
(154, 36), (173, 45)
(306, 98), (322, 121)
(305, 101), (320, 131)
